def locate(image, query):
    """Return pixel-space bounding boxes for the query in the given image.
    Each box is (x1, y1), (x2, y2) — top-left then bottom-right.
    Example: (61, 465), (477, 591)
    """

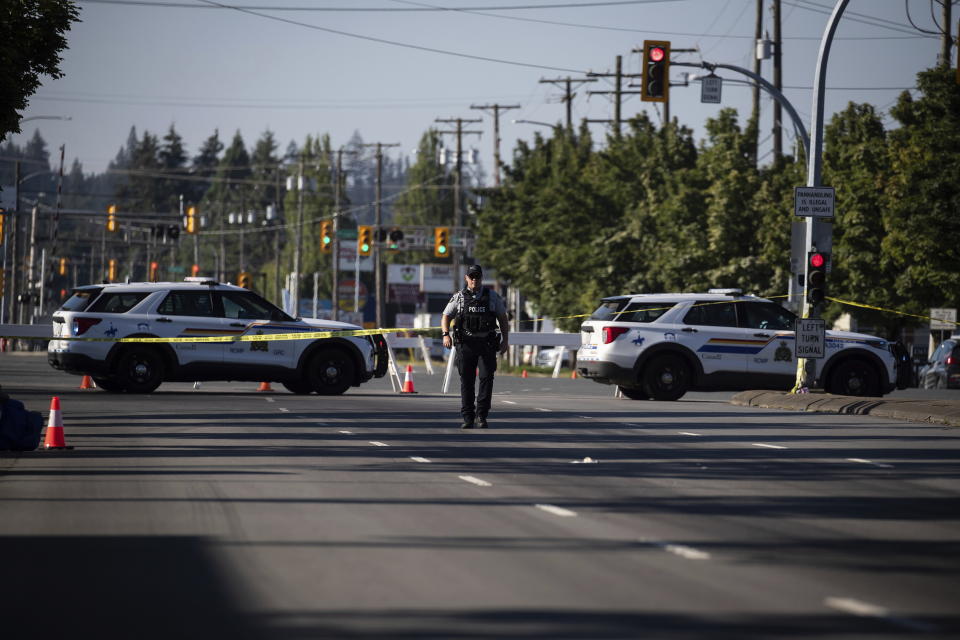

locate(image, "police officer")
(441, 264), (509, 429)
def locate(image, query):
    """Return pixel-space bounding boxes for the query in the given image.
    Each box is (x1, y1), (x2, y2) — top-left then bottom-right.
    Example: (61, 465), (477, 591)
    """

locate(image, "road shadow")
(0, 535), (268, 640)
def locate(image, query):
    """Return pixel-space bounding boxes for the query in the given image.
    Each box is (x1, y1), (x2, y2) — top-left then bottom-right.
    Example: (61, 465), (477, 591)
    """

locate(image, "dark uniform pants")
(456, 339), (497, 421)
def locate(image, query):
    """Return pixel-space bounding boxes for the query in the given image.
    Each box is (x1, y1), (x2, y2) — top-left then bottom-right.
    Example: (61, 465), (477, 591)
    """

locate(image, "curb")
(730, 391), (960, 428)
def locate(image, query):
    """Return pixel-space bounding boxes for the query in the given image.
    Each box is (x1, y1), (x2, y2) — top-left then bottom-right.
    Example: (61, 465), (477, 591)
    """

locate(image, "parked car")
(534, 347), (573, 368)
(48, 278), (388, 394)
(577, 289), (911, 400)
(919, 337), (960, 389)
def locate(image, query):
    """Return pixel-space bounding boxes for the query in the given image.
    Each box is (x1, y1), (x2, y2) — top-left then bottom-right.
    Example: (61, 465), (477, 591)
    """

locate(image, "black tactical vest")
(458, 287), (497, 339)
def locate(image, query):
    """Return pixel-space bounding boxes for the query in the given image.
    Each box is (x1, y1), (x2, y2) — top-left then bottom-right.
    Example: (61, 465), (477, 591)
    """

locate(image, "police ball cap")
(467, 264), (482, 277)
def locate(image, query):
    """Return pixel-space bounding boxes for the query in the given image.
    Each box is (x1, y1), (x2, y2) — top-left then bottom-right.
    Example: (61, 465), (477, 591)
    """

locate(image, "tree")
(0, 0), (79, 142)
(393, 129), (453, 262)
(882, 68), (960, 325)
(823, 102), (893, 332)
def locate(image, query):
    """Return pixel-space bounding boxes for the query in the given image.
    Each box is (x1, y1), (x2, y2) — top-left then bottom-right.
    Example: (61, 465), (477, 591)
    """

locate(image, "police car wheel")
(93, 376), (126, 393)
(642, 354), (689, 401)
(307, 348), (354, 396)
(282, 380), (313, 395)
(617, 385), (649, 400)
(115, 347), (164, 394)
(829, 358), (880, 397)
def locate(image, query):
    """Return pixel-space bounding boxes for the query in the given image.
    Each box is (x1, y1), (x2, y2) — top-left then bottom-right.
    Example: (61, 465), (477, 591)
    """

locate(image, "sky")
(11, 0), (949, 181)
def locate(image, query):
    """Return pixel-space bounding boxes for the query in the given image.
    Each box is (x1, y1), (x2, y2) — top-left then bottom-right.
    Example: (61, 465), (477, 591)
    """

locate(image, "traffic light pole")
(797, 0), (849, 390)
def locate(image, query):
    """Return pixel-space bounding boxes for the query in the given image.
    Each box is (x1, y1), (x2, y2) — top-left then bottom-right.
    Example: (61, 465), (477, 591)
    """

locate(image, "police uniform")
(442, 272), (507, 428)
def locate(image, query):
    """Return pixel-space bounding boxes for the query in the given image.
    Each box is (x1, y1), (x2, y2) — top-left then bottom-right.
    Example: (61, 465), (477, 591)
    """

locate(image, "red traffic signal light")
(641, 40), (671, 103)
(806, 252), (828, 306)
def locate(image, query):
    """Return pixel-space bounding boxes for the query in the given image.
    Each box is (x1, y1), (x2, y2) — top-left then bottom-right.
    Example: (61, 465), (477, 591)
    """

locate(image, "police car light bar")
(707, 288), (742, 296)
(183, 277), (219, 285)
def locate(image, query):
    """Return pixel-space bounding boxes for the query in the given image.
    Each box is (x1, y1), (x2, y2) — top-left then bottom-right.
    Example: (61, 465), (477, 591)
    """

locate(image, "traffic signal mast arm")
(670, 60), (810, 159)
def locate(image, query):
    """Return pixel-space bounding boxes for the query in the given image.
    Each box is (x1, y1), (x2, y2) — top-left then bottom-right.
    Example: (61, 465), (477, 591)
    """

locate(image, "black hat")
(466, 264), (483, 277)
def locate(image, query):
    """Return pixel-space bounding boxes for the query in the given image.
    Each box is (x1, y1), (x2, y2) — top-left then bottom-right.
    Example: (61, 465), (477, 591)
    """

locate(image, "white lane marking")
(502, 400), (517, 405)
(622, 423), (641, 427)
(578, 415), (593, 419)
(535, 504), (577, 517)
(662, 544), (711, 560)
(847, 458), (895, 469)
(278, 408), (290, 413)
(752, 443), (786, 449)
(410, 456), (431, 463)
(535, 407), (552, 412)
(459, 475), (492, 487)
(369, 441), (389, 447)
(679, 432), (702, 436)
(338, 430), (352, 434)
(316, 422), (328, 426)
(824, 597), (937, 632)
(265, 398), (276, 403)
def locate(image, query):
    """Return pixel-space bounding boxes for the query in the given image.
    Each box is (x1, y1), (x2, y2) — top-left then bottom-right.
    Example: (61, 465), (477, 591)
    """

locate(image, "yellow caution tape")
(827, 296), (958, 327)
(2, 325), (442, 344)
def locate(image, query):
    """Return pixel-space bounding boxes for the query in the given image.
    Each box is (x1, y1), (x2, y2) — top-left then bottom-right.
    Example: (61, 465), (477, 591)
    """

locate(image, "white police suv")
(576, 290), (910, 400)
(48, 278), (388, 394)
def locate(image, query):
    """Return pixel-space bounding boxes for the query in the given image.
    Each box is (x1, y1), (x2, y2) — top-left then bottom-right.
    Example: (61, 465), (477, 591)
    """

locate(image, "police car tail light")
(73, 317), (102, 336)
(602, 326), (629, 344)
(947, 355), (955, 366)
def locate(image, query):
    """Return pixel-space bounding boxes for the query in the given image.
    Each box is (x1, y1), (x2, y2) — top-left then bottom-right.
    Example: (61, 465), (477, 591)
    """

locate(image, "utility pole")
(435, 118), (482, 290)
(332, 148), (343, 321)
(470, 103), (520, 186)
(773, 0), (783, 161)
(587, 56), (642, 137)
(753, 0), (764, 164)
(939, 0), (953, 67)
(539, 77), (597, 130)
(293, 160), (304, 305)
(8, 161), (21, 325)
(360, 142), (400, 329)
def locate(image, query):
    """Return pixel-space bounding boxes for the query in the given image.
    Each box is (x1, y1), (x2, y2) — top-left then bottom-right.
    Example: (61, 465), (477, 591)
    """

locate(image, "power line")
(84, 0), (682, 10)
(189, 0), (585, 73)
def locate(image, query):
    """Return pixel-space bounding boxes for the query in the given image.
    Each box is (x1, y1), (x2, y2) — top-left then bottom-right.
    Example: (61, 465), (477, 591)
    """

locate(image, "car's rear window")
(614, 302), (674, 323)
(589, 300), (629, 321)
(88, 291), (151, 314)
(59, 288), (102, 312)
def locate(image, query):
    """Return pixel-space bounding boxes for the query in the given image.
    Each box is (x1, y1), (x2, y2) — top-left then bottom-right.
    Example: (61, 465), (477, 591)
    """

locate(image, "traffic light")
(320, 220), (333, 254)
(806, 251), (828, 306)
(149, 261), (159, 282)
(108, 259), (117, 282)
(433, 226), (450, 258)
(185, 206), (197, 234)
(238, 271), (253, 289)
(107, 204), (118, 232)
(59, 258), (67, 276)
(191, 263), (200, 277)
(387, 227), (403, 251)
(357, 225), (373, 257)
(641, 40), (671, 102)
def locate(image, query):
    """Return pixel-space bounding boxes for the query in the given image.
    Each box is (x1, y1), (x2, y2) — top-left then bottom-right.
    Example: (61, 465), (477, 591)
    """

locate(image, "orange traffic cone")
(43, 397), (72, 450)
(570, 369), (578, 379)
(401, 365), (417, 394)
(521, 369), (528, 378)
(79, 375), (94, 390)
(257, 381), (273, 392)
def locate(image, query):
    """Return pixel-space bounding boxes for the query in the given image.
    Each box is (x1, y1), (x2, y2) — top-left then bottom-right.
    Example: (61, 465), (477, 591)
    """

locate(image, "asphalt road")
(1, 353), (958, 639)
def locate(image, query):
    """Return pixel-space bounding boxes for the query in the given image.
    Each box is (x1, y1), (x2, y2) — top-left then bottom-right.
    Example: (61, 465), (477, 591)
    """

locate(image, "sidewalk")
(731, 390), (960, 428)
